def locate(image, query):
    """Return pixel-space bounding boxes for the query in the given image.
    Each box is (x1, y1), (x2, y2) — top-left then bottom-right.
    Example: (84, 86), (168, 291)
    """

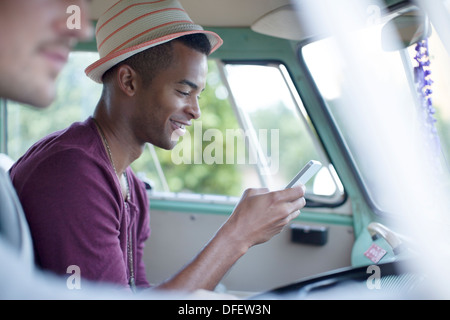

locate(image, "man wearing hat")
(10, 0), (306, 293)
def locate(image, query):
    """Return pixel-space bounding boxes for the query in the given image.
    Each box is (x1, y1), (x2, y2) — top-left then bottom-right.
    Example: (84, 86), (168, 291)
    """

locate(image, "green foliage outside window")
(6, 54), (244, 196)
(132, 61), (245, 196)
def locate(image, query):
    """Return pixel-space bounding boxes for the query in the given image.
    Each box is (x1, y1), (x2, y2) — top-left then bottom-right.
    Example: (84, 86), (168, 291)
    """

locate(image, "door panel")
(144, 207), (354, 293)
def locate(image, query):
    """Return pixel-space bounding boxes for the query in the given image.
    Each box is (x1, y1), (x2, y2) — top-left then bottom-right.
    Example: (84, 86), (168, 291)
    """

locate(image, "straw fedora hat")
(85, 0), (223, 83)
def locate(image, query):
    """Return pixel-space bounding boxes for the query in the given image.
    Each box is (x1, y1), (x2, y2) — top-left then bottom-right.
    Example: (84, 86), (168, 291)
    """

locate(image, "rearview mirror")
(381, 9), (431, 51)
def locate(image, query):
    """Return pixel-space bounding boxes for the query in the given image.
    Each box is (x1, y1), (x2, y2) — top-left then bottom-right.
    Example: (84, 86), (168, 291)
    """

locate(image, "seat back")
(0, 168), (34, 272)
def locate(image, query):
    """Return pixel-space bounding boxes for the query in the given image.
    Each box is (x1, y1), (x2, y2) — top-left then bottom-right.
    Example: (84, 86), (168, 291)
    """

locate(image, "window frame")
(2, 34), (352, 219)
(218, 59), (347, 208)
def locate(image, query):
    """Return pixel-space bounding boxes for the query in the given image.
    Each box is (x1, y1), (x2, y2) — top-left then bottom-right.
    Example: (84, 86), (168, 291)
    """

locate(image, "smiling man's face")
(132, 41), (208, 150)
(0, 0), (92, 108)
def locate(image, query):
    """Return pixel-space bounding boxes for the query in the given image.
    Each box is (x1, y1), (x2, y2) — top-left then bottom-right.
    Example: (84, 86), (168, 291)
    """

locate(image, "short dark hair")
(102, 33), (211, 86)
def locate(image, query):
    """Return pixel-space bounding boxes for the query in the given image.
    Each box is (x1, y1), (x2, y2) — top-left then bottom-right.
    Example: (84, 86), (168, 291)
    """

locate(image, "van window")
(220, 62), (344, 203)
(6, 52), (101, 161)
(5, 52), (344, 207)
(302, 19), (450, 213)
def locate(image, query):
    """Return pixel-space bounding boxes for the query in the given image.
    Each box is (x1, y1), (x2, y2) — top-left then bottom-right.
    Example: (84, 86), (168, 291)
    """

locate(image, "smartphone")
(285, 160), (322, 189)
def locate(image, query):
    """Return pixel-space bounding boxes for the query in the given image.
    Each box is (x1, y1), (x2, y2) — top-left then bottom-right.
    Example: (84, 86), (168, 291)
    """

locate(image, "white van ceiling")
(88, 0), (292, 27)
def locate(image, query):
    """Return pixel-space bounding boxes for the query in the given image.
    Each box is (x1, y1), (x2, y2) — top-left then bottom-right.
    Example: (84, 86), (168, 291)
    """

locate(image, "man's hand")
(155, 185), (306, 292)
(222, 185), (306, 251)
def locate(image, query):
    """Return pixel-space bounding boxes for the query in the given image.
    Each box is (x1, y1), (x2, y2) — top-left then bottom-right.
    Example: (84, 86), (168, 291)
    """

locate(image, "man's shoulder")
(10, 118), (105, 180)
(35, 118), (98, 153)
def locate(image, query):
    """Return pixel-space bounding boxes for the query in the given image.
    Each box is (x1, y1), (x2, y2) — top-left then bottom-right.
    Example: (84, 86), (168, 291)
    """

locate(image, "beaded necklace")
(92, 118), (136, 292)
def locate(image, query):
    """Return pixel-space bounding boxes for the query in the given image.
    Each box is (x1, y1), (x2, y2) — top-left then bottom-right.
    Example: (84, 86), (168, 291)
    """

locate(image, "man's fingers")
(280, 185), (306, 202)
(285, 195), (306, 222)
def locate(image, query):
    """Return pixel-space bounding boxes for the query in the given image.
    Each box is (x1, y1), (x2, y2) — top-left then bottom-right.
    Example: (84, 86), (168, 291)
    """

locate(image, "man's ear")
(116, 64), (138, 96)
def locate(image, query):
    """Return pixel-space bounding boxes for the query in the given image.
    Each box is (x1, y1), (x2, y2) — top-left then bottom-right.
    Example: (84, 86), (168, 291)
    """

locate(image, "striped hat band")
(85, 0), (223, 83)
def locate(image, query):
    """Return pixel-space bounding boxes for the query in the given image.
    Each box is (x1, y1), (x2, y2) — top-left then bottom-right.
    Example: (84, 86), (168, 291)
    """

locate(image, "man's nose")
(187, 99), (201, 120)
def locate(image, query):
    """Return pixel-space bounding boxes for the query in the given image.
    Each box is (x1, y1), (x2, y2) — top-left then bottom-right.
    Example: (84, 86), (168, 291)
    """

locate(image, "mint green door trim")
(149, 198), (353, 226)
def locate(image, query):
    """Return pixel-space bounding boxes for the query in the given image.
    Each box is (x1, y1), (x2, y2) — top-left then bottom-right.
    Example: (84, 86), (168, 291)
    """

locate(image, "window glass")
(6, 52), (249, 197)
(222, 63), (343, 200)
(7, 52), (101, 161)
(133, 60), (252, 197)
(302, 18), (450, 212)
(6, 52), (343, 205)
(407, 29), (450, 169)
